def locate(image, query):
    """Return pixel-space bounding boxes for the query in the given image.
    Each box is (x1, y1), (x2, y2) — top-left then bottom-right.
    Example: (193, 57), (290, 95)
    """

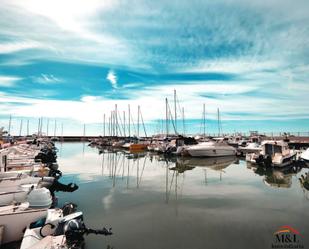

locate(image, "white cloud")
(0, 76), (21, 87)
(106, 70), (118, 89)
(0, 41), (42, 54)
(34, 74), (61, 84)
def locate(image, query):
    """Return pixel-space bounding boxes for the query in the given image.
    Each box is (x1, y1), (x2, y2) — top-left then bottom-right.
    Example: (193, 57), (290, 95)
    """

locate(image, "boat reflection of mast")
(101, 151), (105, 176)
(165, 159), (183, 216)
(127, 158), (130, 189)
(204, 169), (207, 185)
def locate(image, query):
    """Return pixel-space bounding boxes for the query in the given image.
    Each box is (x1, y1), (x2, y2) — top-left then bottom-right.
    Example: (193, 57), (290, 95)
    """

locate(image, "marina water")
(56, 142), (309, 249)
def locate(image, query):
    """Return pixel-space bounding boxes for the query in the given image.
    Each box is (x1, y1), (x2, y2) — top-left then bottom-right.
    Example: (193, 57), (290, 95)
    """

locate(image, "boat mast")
(61, 123), (64, 141)
(165, 98), (169, 136)
(123, 111), (126, 137)
(40, 117), (43, 135)
(108, 115), (111, 136)
(37, 118), (41, 136)
(217, 108), (220, 136)
(182, 107), (185, 136)
(128, 104), (131, 138)
(139, 106), (148, 138)
(137, 105), (140, 137)
(103, 113), (106, 137)
(8, 115), (12, 135)
(27, 119), (29, 136)
(203, 103), (206, 138)
(46, 118), (49, 136)
(115, 104), (118, 137)
(19, 119), (23, 136)
(53, 119), (57, 137)
(174, 89), (177, 133)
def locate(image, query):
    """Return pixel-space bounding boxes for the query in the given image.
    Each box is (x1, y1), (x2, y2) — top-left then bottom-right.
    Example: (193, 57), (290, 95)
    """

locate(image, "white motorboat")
(20, 205), (80, 249)
(300, 148), (309, 164)
(187, 141), (236, 157)
(20, 203), (112, 249)
(246, 140), (296, 167)
(0, 185), (52, 207)
(0, 202), (48, 244)
(0, 172), (54, 189)
(238, 142), (262, 155)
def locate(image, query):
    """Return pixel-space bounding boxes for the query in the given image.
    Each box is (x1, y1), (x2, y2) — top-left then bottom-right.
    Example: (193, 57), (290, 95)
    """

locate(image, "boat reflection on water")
(175, 156), (238, 171)
(248, 163), (303, 188)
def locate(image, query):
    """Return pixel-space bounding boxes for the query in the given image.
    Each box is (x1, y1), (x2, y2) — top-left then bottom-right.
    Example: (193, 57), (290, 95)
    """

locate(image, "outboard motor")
(263, 155), (272, 168)
(55, 211), (112, 249)
(49, 179), (79, 197)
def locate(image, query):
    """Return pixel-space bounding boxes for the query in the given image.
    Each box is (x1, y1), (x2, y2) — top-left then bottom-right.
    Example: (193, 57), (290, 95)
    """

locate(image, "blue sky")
(0, 0), (308, 135)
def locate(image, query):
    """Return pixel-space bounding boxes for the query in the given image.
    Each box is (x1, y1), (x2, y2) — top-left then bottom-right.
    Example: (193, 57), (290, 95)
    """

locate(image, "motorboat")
(0, 172), (54, 189)
(300, 148), (309, 165)
(20, 203), (112, 249)
(20, 204), (79, 249)
(238, 142), (262, 156)
(0, 182), (53, 207)
(246, 140), (296, 167)
(187, 140), (236, 157)
(0, 202), (48, 244)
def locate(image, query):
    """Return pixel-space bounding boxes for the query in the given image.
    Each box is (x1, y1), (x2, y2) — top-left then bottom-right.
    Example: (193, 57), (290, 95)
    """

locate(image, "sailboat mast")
(27, 119), (29, 136)
(137, 105), (140, 137)
(217, 108), (220, 136)
(182, 107), (185, 136)
(8, 115), (12, 135)
(53, 119), (57, 137)
(103, 113), (106, 137)
(19, 119), (23, 136)
(115, 104), (118, 137)
(123, 111), (126, 137)
(46, 119), (49, 136)
(128, 104), (131, 138)
(203, 103), (206, 138)
(174, 89), (177, 133)
(40, 117), (43, 135)
(165, 98), (169, 136)
(61, 123), (64, 141)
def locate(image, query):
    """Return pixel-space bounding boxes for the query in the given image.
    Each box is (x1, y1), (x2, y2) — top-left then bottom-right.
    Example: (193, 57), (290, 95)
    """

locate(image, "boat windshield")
(265, 144), (282, 155)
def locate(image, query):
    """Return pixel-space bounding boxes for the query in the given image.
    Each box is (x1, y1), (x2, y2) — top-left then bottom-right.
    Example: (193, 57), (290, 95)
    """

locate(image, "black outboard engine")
(263, 155), (272, 168)
(49, 180), (79, 197)
(55, 211), (113, 249)
(64, 219), (86, 249)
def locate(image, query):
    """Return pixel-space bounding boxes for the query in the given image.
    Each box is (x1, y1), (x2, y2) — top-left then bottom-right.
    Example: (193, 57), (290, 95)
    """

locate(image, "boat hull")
(0, 207), (47, 244)
(187, 147), (236, 157)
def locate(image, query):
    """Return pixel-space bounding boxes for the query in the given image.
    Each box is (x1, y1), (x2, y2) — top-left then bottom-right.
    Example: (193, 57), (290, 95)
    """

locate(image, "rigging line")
(176, 94), (183, 116)
(130, 113), (138, 136)
(167, 101), (178, 134)
(139, 107), (148, 138)
(138, 156), (147, 185)
(117, 110), (125, 137)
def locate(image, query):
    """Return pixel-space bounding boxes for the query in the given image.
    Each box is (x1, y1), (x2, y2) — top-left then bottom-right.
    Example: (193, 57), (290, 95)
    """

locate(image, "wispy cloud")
(34, 74), (61, 84)
(0, 41), (42, 54)
(106, 70), (118, 89)
(0, 76), (21, 87)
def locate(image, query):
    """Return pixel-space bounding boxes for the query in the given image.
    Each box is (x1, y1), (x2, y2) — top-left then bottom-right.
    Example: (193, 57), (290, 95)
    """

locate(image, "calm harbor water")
(56, 142), (309, 249)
